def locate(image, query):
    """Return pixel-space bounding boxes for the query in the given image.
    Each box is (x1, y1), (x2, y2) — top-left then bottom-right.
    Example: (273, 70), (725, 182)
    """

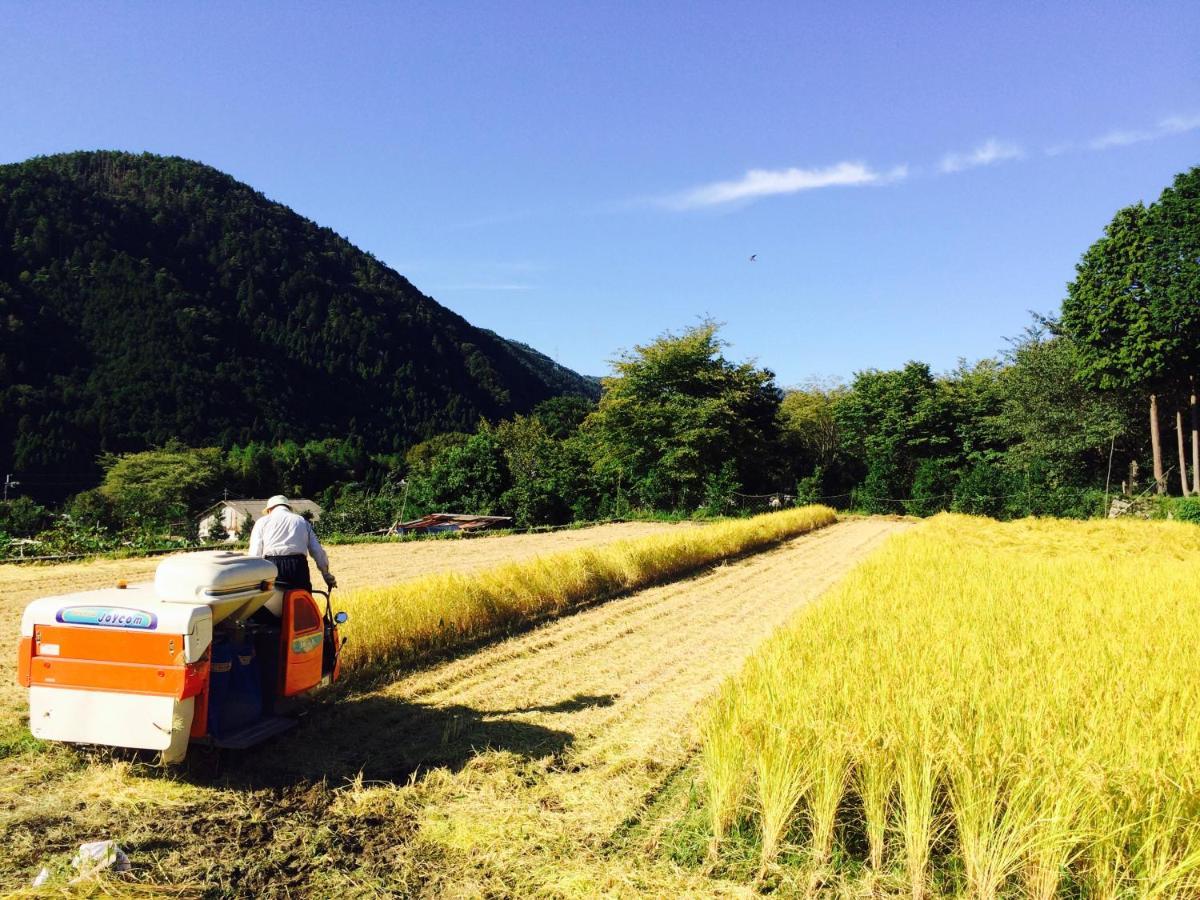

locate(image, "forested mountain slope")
(0, 151), (597, 486)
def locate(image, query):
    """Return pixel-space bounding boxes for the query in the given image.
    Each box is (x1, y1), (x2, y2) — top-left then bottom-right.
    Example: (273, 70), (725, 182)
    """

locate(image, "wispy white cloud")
(1087, 113), (1200, 151)
(663, 161), (907, 210)
(939, 138), (1024, 174)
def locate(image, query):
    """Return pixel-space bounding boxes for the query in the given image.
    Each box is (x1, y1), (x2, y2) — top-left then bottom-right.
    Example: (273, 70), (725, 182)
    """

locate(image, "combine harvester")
(15, 551), (347, 763)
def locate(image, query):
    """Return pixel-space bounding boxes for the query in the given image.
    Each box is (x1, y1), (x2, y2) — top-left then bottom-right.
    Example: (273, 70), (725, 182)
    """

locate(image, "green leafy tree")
(1060, 204), (1159, 488)
(584, 323), (782, 511)
(97, 445), (225, 528)
(405, 432), (470, 478)
(1059, 193), (1200, 493)
(836, 362), (956, 511)
(701, 461), (741, 517)
(994, 327), (1132, 488)
(0, 496), (53, 537)
(779, 379), (848, 494)
(409, 426), (510, 515)
(205, 512), (230, 543)
(495, 416), (572, 527)
(532, 394), (596, 440)
(1145, 167), (1200, 492)
(951, 459), (1014, 518)
(942, 358), (1006, 466)
(906, 457), (957, 516)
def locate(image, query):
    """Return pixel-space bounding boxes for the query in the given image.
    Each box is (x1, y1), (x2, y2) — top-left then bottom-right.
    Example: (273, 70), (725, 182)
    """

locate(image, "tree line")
(1, 164), (1197, 554)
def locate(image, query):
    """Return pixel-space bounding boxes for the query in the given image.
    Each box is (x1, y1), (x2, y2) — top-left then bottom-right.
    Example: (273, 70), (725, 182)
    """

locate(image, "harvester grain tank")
(15, 550), (347, 762)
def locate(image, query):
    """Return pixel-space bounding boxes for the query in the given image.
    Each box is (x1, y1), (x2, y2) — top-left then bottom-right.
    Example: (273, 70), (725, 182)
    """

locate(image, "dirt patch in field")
(0, 516), (907, 895)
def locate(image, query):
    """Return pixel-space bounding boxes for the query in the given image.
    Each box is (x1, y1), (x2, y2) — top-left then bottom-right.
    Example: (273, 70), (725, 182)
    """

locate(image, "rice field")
(338, 505), (837, 671)
(695, 514), (1200, 898)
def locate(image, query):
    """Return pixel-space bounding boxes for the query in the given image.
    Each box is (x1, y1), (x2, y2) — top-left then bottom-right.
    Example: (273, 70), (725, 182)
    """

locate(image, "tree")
(1145, 167), (1200, 492)
(408, 426), (509, 515)
(835, 362), (956, 511)
(583, 323), (783, 510)
(495, 415), (572, 526)
(532, 395), (596, 440)
(780, 379), (847, 475)
(405, 432), (470, 477)
(0, 496), (53, 537)
(97, 445), (225, 528)
(205, 512), (230, 543)
(994, 327), (1131, 488)
(1061, 204), (1165, 490)
(1061, 176), (1200, 495)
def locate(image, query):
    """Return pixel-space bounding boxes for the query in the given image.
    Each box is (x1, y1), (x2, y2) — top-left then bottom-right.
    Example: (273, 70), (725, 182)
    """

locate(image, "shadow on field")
(196, 691), (618, 790)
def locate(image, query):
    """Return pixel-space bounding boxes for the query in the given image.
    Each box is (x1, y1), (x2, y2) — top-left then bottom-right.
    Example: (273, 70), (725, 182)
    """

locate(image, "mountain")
(0, 151), (598, 490)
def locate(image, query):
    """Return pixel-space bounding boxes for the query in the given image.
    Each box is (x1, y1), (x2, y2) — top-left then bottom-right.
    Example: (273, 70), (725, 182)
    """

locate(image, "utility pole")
(398, 478), (410, 525)
(3, 474), (18, 502)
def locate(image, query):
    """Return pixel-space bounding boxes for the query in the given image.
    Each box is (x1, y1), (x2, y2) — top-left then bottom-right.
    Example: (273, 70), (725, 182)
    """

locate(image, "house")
(388, 513), (512, 536)
(198, 498), (323, 542)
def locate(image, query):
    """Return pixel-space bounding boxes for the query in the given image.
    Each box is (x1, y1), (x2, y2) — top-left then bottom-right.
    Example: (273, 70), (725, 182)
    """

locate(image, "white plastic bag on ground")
(70, 840), (131, 878)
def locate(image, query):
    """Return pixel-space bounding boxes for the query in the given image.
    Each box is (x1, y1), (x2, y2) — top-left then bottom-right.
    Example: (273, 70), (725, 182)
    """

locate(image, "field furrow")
(323, 516), (906, 894)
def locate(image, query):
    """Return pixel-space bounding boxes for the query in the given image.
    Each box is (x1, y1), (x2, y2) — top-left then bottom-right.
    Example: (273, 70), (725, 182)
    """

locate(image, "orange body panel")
(33, 625), (186, 666)
(22, 625), (210, 699)
(280, 590), (324, 697)
(30, 657), (187, 696)
(17, 637), (32, 687)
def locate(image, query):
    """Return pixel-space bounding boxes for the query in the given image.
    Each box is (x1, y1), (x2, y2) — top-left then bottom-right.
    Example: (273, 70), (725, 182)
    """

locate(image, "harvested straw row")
(338, 506), (836, 671)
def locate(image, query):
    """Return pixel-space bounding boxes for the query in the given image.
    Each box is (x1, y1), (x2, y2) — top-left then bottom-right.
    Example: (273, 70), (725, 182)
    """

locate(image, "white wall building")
(197, 498), (322, 542)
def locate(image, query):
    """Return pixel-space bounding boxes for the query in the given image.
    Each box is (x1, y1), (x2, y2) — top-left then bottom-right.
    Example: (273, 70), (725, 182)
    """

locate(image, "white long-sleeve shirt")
(248, 507), (332, 577)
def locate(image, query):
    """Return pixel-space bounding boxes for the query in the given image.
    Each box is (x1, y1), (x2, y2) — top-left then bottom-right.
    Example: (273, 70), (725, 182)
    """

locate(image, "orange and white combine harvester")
(15, 551), (347, 763)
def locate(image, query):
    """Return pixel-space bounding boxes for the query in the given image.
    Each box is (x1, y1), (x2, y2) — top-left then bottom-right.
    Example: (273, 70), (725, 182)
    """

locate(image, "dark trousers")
(267, 554), (312, 591)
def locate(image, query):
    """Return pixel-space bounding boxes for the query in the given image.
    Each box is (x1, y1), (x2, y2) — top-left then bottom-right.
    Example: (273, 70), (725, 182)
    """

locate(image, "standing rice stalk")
(948, 750), (1048, 900)
(1020, 770), (1087, 900)
(896, 731), (941, 900)
(700, 686), (749, 855)
(806, 732), (849, 875)
(752, 713), (813, 873)
(853, 738), (895, 874)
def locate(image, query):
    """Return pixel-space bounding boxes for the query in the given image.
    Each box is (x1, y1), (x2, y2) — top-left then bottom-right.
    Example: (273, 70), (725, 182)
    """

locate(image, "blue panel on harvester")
(206, 635), (263, 737)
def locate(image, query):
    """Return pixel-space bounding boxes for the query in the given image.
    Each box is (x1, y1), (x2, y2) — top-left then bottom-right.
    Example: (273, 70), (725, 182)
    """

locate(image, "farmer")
(248, 495), (337, 592)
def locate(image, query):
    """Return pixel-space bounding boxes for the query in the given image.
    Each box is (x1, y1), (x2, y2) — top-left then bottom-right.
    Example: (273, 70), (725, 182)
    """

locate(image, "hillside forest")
(1, 160), (1197, 555)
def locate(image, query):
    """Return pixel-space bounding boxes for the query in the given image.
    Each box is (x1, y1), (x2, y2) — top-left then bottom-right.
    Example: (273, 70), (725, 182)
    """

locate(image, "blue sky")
(2, 1), (1198, 385)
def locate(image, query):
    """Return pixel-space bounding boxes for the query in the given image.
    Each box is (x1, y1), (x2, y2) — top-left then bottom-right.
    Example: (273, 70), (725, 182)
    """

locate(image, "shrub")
(905, 457), (957, 517)
(951, 459), (1012, 518)
(1176, 498), (1200, 522)
(0, 497), (53, 537)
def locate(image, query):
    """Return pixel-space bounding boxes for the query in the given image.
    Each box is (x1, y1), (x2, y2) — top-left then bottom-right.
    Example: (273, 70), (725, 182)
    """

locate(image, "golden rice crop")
(698, 513), (1200, 897)
(338, 505), (836, 671)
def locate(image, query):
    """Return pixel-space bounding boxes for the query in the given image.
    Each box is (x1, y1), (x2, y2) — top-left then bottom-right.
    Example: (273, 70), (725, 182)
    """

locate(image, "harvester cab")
(15, 551), (347, 763)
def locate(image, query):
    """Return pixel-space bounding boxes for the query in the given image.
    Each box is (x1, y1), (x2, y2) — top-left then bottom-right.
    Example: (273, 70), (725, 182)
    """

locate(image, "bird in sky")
(749, 254), (757, 262)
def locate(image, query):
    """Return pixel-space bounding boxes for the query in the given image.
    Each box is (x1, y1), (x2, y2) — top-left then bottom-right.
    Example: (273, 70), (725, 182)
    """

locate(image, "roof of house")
(391, 512), (512, 533)
(200, 498), (323, 520)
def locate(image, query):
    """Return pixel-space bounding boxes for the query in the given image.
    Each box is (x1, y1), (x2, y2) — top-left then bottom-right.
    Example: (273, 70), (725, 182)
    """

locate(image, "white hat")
(264, 494), (292, 512)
